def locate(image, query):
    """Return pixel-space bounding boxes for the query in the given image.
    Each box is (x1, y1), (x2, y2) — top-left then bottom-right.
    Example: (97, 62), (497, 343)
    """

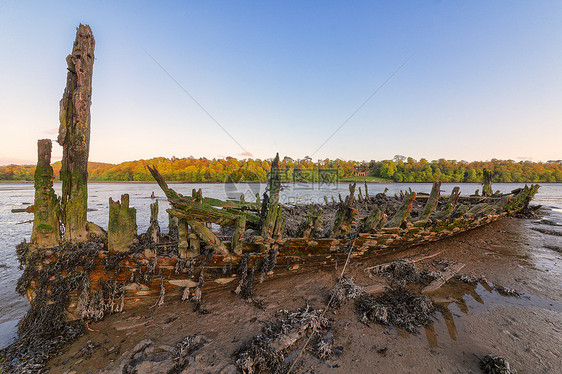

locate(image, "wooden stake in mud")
(108, 194), (137, 253)
(58, 24), (95, 241)
(434, 186), (460, 220)
(31, 139), (61, 248)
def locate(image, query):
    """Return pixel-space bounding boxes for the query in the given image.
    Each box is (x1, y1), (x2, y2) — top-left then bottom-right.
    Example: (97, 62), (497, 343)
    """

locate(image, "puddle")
(423, 280), (562, 347)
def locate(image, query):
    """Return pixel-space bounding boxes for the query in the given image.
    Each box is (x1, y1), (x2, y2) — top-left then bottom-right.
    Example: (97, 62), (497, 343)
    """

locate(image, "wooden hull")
(64, 211), (507, 319)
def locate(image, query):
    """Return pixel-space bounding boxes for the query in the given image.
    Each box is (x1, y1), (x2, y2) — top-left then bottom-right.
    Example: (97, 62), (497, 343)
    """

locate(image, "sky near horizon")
(0, 1), (560, 165)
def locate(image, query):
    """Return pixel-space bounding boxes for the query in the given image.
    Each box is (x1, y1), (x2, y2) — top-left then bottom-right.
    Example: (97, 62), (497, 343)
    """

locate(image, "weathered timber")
(146, 200), (160, 243)
(296, 206), (323, 238)
(417, 181), (442, 221)
(422, 263), (465, 293)
(12, 206), (34, 213)
(261, 153), (283, 241)
(434, 187), (460, 220)
(177, 218), (189, 258)
(188, 220), (228, 255)
(359, 205), (383, 233)
(384, 191), (416, 228)
(451, 204), (470, 218)
(148, 165), (259, 227)
(482, 169), (493, 197)
(169, 214), (179, 241)
(58, 24), (95, 241)
(108, 194), (137, 253)
(332, 183), (358, 238)
(31, 139), (61, 248)
(364, 181), (369, 199)
(232, 216), (246, 255)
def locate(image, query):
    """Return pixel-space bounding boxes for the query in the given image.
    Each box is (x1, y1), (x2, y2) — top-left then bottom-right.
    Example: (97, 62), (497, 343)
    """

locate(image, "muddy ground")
(48, 216), (562, 373)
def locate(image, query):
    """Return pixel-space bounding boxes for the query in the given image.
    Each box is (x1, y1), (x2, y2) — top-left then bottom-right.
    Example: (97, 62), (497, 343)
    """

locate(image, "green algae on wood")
(31, 139), (61, 248)
(108, 194), (137, 253)
(58, 24), (95, 241)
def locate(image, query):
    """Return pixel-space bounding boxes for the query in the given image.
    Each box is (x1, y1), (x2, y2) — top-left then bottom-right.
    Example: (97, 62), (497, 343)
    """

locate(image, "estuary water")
(1, 182), (561, 349)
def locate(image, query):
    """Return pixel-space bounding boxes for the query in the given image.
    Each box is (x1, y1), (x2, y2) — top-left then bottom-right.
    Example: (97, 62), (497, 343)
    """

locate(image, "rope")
(286, 235), (358, 374)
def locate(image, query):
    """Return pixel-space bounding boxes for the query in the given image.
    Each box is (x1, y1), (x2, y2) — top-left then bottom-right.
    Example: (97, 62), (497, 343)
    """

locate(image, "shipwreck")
(12, 24), (540, 348)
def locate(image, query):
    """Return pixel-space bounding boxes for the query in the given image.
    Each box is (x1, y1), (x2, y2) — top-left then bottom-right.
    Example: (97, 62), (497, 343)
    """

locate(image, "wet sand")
(48, 216), (562, 373)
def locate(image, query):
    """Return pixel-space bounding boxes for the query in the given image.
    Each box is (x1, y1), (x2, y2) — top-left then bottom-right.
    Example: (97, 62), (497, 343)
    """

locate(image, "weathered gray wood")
(58, 24), (95, 241)
(422, 263), (465, 293)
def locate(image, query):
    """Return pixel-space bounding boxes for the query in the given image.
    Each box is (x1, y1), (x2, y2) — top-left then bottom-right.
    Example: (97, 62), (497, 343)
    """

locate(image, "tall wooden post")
(31, 139), (61, 248)
(58, 24), (95, 241)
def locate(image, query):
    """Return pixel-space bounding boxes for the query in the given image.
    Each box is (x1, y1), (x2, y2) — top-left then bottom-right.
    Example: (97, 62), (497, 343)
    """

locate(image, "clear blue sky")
(0, 0), (560, 165)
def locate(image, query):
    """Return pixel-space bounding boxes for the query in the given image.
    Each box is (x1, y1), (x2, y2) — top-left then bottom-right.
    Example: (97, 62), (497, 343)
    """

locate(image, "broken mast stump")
(57, 24), (95, 241)
(108, 194), (137, 253)
(30, 139), (61, 248)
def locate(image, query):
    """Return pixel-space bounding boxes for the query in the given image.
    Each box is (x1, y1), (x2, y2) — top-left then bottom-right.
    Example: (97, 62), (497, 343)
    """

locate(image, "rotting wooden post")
(332, 183), (358, 238)
(261, 153), (283, 241)
(146, 200), (160, 243)
(297, 206), (323, 238)
(417, 181), (442, 221)
(364, 181), (369, 199)
(384, 191), (416, 228)
(359, 205), (382, 233)
(188, 233), (200, 255)
(108, 194), (137, 253)
(435, 187), (460, 220)
(169, 214), (179, 241)
(232, 216), (246, 254)
(482, 169), (493, 197)
(58, 24), (95, 242)
(31, 139), (61, 248)
(177, 218), (189, 258)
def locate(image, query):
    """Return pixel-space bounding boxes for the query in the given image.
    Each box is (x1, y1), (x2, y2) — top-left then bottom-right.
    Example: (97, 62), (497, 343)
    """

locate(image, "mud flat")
(42, 215), (561, 374)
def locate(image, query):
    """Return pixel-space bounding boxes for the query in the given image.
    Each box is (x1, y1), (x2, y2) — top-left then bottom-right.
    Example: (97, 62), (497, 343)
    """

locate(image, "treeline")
(1, 156), (561, 183)
(368, 157), (562, 183)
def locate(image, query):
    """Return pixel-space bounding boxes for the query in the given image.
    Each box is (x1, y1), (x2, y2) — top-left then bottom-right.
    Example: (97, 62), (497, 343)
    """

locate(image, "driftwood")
(58, 24), (95, 241)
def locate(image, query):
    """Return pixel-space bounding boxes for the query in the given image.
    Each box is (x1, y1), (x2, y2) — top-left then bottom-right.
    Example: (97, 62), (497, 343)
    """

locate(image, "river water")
(1, 182), (561, 348)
